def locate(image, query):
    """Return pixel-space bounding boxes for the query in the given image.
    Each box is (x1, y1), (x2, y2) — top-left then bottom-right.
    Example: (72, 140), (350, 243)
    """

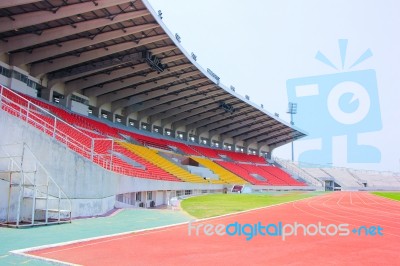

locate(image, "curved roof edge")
(141, 0), (308, 144)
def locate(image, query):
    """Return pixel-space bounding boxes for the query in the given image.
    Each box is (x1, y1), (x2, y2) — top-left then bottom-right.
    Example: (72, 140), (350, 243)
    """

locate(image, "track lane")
(26, 192), (400, 266)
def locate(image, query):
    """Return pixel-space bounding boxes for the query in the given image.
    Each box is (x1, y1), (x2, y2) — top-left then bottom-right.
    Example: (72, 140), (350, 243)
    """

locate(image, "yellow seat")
(191, 157), (248, 185)
(117, 142), (207, 183)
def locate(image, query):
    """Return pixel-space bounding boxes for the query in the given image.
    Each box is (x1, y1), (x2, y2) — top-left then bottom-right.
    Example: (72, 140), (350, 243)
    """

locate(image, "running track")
(24, 192), (400, 265)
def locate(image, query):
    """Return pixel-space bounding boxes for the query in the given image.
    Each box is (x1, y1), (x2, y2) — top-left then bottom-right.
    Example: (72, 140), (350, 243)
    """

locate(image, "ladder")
(0, 143), (72, 228)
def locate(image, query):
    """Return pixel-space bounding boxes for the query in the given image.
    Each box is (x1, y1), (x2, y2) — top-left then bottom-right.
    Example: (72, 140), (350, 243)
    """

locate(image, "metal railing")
(0, 142), (72, 226)
(273, 157), (324, 187)
(0, 85), (120, 174)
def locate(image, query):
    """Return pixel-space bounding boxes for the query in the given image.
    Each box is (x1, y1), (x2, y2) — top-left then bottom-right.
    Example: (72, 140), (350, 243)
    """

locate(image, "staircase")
(273, 157), (324, 187)
(347, 169), (367, 187)
(0, 143), (72, 228)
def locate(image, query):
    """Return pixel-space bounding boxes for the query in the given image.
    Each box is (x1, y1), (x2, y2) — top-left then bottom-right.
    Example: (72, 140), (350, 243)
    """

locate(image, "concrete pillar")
(107, 112), (114, 122)
(121, 116), (129, 127)
(65, 93), (72, 109)
(40, 87), (53, 101)
(243, 142), (250, 153)
(91, 106), (101, 118)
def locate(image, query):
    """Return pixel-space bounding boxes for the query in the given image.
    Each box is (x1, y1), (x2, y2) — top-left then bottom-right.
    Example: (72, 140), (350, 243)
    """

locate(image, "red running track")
(26, 192), (400, 265)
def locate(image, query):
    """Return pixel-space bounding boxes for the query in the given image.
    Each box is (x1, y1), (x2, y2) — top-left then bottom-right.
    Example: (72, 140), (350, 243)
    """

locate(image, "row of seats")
(0, 89), (95, 159)
(24, 92), (267, 164)
(216, 161), (270, 185)
(216, 161), (305, 186)
(226, 152), (266, 164)
(113, 142), (180, 181)
(259, 165), (305, 186)
(1, 87), (304, 186)
(164, 140), (202, 156)
(118, 129), (172, 151)
(189, 144), (266, 163)
(192, 157), (248, 185)
(118, 142), (209, 183)
(321, 168), (361, 187)
(27, 96), (122, 139)
(190, 145), (221, 159)
(0, 90), (183, 181)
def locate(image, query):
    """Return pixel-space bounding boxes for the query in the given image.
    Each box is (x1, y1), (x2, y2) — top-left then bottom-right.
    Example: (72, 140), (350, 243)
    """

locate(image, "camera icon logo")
(286, 40), (382, 166)
(327, 80), (370, 125)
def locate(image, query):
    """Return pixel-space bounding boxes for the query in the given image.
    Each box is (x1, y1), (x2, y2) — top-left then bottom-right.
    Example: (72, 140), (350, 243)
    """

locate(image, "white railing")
(273, 157), (324, 187)
(0, 142), (73, 225)
(0, 85), (127, 175)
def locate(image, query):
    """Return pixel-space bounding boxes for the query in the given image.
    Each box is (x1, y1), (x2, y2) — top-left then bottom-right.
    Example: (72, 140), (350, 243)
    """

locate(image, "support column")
(65, 93), (73, 109)
(91, 106), (101, 118)
(121, 116), (129, 127)
(40, 87), (53, 101)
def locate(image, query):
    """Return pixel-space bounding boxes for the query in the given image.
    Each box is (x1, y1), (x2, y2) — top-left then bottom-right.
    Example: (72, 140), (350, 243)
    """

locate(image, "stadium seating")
(191, 157), (248, 185)
(118, 129), (173, 151)
(0, 87), (307, 186)
(214, 160), (304, 186)
(113, 142), (180, 181)
(189, 144), (266, 163)
(236, 164), (287, 185)
(301, 167), (331, 179)
(224, 151), (266, 164)
(20, 94), (122, 139)
(164, 140), (202, 156)
(118, 142), (208, 183)
(260, 165), (305, 186)
(216, 161), (270, 185)
(17, 91), (268, 165)
(349, 170), (400, 187)
(272, 158), (324, 187)
(321, 168), (362, 187)
(189, 145), (222, 159)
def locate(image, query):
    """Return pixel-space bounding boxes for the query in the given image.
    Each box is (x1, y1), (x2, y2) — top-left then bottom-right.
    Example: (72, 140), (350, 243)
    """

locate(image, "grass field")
(372, 192), (400, 201)
(181, 191), (324, 219)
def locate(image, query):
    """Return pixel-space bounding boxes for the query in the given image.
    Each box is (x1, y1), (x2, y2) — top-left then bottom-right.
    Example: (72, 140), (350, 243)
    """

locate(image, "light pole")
(287, 102), (297, 162)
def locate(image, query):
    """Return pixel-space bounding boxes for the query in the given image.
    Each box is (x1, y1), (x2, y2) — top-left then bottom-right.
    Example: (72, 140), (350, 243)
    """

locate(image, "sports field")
(372, 192), (400, 201)
(181, 191), (324, 218)
(11, 191), (400, 265)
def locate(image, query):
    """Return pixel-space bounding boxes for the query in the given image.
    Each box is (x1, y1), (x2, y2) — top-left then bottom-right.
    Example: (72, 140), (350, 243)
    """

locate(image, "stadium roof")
(0, 0), (306, 149)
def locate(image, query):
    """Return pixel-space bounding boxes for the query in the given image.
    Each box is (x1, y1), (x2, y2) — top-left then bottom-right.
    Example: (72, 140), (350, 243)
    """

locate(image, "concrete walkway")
(0, 208), (191, 265)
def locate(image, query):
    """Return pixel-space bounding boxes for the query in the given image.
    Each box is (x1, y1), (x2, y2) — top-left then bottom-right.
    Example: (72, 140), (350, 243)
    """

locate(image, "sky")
(147, 0), (400, 172)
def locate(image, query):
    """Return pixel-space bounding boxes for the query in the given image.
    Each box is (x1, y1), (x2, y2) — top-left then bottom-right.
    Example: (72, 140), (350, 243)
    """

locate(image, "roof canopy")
(0, 0), (306, 149)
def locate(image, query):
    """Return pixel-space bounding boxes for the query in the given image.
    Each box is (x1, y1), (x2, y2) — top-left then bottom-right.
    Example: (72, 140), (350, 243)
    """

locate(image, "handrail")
(0, 85), (109, 145)
(0, 142), (73, 224)
(22, 143), (71, 208)
(273, 157), (323, 186)
(0, 85), (117, 172)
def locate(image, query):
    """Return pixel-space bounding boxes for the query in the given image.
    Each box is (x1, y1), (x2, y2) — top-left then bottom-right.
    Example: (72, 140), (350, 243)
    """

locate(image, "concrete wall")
(71, 100), (89, 116)
(155, 191), (164, 206)
(0, 110), (223, 219)
(0, 179), (19, 222)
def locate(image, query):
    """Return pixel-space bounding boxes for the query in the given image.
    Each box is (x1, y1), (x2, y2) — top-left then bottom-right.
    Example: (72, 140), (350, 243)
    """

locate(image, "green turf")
(372, 192), (400, 201)
(181, 191), (324, 219)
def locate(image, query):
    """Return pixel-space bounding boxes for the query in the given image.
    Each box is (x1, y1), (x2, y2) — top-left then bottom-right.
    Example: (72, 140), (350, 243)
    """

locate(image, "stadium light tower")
(287, 102), (297, 162)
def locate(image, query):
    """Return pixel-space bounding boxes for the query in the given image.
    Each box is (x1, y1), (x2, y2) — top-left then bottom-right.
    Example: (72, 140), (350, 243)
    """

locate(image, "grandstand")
(275, 158), (400, 191)
(0, 0), (310, 226)
(0, 0), (397, 230)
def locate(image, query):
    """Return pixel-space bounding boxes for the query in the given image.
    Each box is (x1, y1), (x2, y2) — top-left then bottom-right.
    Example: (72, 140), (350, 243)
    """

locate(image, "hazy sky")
(147, 0), (400, 172)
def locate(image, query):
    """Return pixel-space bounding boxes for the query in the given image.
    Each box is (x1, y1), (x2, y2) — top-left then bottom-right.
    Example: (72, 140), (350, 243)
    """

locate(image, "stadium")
(0, 0), (399, 265)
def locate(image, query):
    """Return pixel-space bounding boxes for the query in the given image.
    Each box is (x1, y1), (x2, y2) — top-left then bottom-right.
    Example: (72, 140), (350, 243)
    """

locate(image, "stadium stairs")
(191, 157), (248, 185)
(117, 142), (209, 184)
(113, 142), (181, 182)
(272, 158), (324, 187)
